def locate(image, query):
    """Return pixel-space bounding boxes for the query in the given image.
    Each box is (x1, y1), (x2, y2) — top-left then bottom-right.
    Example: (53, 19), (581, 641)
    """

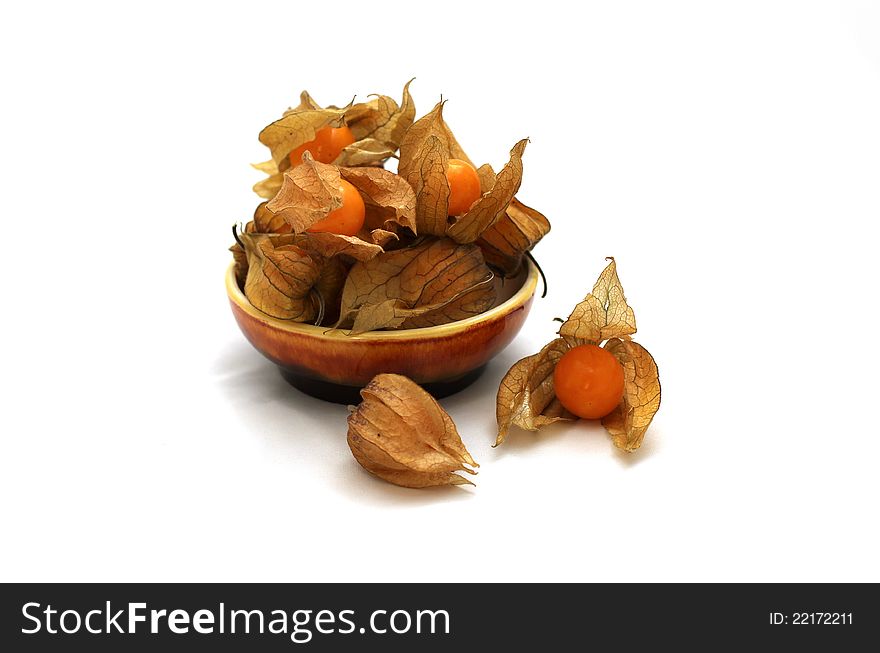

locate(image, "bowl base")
(279, 366), (487, 405)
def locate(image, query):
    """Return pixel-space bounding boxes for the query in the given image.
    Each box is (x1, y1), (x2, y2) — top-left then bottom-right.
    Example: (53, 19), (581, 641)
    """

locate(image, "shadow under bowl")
(226, 261), (538, 404)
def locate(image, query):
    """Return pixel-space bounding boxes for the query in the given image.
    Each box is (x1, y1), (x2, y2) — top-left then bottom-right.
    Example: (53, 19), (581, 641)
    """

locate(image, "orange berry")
(553, 344), (625, 419)
(445, 158), (481, 216)
(289, 125), (356, 165)
(306, 179), (365, 237)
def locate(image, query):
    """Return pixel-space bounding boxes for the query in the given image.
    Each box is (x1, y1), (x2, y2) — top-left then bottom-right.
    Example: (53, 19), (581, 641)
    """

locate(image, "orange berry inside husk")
(553, 344), (625, 419)
(289, 125), (356, 165)
(306, 179), (365, 237)
(446, 158), (482, 216)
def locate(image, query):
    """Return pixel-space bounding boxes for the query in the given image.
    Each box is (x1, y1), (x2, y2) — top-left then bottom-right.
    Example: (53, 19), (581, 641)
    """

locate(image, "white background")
(2, 1), (879, 582)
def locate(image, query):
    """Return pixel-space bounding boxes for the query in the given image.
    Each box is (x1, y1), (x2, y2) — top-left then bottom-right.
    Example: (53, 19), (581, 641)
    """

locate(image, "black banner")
(1, 583), (875, 650)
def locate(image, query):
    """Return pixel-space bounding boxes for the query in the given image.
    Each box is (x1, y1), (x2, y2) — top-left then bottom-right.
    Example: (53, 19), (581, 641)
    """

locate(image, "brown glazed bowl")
(226, 261), (538, 403)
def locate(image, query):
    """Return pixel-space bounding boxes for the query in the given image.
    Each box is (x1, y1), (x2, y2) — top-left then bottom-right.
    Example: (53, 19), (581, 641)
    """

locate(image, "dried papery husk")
(495, 339), (576, 446)
(446, 139), (528, 244)
(601, 338), (661, 452)
(253, 82), (416, 198)
(347, 374), (478, 488)
(238, 232), (320, 322)
(399, 101), (534, 249)
(336, 237), (496, 334)
(558, 257), (636, 345)
(495, 259), (660, 452)
(339, 166), (417, 235)
(259, 154), (420, 262)
(336, 79), (416, 167)
(477, 198), (550, 276)
(266, 153), (344, 233)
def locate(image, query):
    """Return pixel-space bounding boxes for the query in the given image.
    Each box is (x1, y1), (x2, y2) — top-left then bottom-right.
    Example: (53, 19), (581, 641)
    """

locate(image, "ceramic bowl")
(226, 260), (538, 403)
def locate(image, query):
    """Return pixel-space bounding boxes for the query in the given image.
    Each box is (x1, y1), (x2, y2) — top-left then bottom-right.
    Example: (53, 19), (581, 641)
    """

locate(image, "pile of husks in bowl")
(231, 81), (549, 333)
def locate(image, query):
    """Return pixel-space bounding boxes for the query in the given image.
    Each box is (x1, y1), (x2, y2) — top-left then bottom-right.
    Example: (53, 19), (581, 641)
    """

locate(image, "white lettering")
(106, 601), (124, 633)
(230, 609), (264, 634)
(192, 609), (214, 634)
(44, 605), (58, 634)
(268, 610), (287, 634)
(167, 609), (190, 634)
(416, 609), (450, 634)
(21, 602), (41, 634)
(60, 610), (81, 634)
(85, 609), (102, 634)
(150, 609), (167, 633)
(337, 610), (356, 634)
(291, 610), (313, 644)
(390, 610), (411, 634)
(370, 610), (387, 634)
(128, 602), (146, 633)
(314, 610), (335, 634)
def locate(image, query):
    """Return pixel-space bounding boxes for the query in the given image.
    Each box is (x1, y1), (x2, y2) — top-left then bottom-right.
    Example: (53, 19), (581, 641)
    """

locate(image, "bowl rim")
(226, 258), (539, 341)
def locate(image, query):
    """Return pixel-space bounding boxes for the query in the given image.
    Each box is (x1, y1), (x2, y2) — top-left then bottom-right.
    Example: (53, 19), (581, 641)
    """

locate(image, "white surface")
(2, 1), (879, 582)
